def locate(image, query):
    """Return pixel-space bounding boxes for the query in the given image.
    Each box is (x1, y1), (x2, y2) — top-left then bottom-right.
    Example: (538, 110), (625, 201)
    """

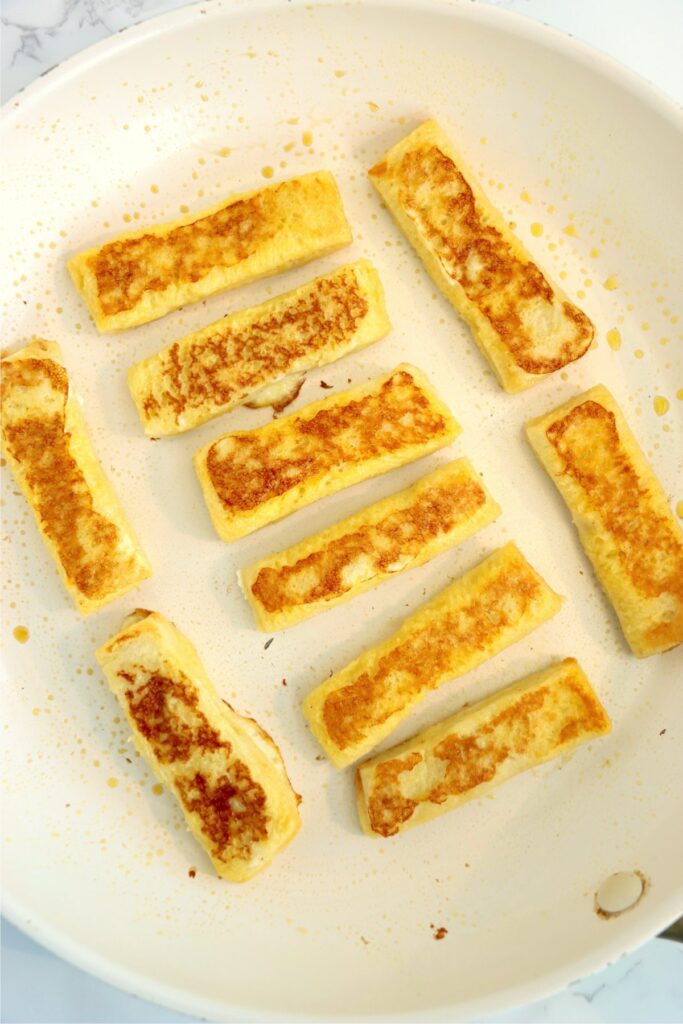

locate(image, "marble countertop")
(1, 1), (682, 1022)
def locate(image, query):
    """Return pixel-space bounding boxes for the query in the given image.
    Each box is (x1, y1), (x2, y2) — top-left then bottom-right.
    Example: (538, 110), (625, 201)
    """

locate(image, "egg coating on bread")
(128, 260), (390, 436)
(1, 340), (151, 614)
(303, 543), (563, 768)
(356, 659), (610, 837)
(527, 385), (683, 656)
(369, 120), (594, 392)
(69, 171), (352, 332)
(195, 364), (460, 542)
(241, 458), (500, 630)
(96, 610), (300, 881)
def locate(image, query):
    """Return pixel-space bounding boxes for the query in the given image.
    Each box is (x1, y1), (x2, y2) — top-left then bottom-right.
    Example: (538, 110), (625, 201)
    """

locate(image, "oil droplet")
(179, 204), (189, 213)
(676, 501), (683, 519)
(107, 778), (119, 788)
(302, 130), (313, 146)
(590, 247), (600, 258)
(287, 116), (299, 125)
(334, 69), (347, 78)
(653, 396), (669, 416)
(122, 214), (132, 223)
(562, 224), (577, 237)
(261, 166), (274, 178)
(676, 388), (683, 400)
(634, 349), (644, 359)
(530, 223), (543, 237)
(660, 337), (670, 346)
(13, 626), (29, 643)
(520, 190), (532, 203)
(607, 328), (621, 351)
(603, 275), (619, 290)
(152, 783), (164, 796)
(150, 184), (159, 193)
(32, 708), (41, 716)
(218, 147), (231, 157)
(368, 101), (379, 111)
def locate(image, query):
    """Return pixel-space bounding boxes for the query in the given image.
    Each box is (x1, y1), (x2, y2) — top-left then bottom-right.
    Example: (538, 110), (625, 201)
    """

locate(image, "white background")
(2, 1), (682, 1022)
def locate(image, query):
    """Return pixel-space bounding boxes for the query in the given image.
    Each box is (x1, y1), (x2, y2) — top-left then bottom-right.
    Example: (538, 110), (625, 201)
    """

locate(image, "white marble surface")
(1, 1), (682, 1021)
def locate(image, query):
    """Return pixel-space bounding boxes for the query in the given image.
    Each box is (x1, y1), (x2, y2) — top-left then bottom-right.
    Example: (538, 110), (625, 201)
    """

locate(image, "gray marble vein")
(1, 0), (190, 99)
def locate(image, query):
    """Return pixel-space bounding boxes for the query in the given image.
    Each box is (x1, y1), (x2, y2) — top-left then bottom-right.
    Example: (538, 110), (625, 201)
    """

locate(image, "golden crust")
(1, 340), (151, 615)
(69, 171), (352, 332)
(241, 458), (501, 630)
(128, 260), (391, 437)
(369, 120), (594, 392)
(303, 543), (563, 768)
(356, 658), (611, 837)
(96, 611), (301, 882)
(526, 385), (683, 657)
(194, 363), (460, 542)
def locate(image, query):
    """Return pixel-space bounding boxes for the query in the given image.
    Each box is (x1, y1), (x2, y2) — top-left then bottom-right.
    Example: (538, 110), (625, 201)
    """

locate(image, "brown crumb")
(659, 728), (667, 735)
(188, 868), (197, 878)
(360, 935), (369, 945)
(281, 678), (288, 687)
(320, 380), (333, 389)
(315, 754), (324, 761)
(264, 638), (274, 650)
(433, 926), (448, 941)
